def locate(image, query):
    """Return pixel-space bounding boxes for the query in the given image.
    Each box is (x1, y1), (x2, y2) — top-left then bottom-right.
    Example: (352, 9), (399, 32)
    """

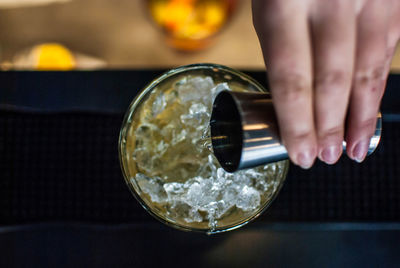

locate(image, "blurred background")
(0, 0), (399, 71)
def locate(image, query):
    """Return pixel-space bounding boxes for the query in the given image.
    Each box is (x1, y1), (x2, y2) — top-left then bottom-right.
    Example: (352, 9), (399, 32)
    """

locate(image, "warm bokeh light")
(148, 0), (236, 51)
(33, 43), (76, 70)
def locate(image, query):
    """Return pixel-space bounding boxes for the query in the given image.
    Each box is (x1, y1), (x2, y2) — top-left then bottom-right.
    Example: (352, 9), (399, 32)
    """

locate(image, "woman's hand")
(252, 0), (400, 168)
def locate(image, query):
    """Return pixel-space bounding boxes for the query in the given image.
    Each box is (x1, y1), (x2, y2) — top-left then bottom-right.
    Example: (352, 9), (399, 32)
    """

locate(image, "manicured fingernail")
(320, 145), (341, 165)
(353, 139), (369, 163)
(297, 151), (314, 169)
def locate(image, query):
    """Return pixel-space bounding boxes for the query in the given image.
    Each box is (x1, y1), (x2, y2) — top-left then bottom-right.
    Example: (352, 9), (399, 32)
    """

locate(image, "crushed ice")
(131, 75), (281, 229)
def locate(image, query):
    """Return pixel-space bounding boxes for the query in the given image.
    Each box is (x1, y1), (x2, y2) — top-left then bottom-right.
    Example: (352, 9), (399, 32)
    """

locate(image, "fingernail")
(320, 145), (341, 165)
(297, 151), (315, 169)
(352, 139), (369, 163)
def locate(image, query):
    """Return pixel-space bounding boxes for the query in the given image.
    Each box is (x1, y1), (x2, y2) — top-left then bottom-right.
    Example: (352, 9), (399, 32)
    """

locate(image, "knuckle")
(271, 73), (311, 102)
(355, 117), (377, 134)
(287, 129), (314, 142)
(314, 70), (350, 93)
(312, 0), (352, 18)
(318, 125), (343, 140)
(354, 65), (385, 88)
(386, 45), (397, 60)
(324, 0), (350, 10)
(255, 0), (306, 26)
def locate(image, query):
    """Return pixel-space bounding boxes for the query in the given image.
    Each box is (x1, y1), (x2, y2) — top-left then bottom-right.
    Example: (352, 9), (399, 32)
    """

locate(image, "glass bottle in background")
(146, 0), (238, 51)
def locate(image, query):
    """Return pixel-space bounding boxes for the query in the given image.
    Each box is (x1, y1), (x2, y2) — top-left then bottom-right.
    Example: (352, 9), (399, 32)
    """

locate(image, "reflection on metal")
(243, 124), (269, 131)
(244, 137), (273, 143)
(211, 91), (287, 172)
(243, 143), (280, 152)
(211, 90), (382, 172)
(212, 135), (228, 140)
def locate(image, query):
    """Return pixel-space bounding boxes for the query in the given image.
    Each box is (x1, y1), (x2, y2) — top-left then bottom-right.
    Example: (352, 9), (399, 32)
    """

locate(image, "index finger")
(252, 0), (317, 168)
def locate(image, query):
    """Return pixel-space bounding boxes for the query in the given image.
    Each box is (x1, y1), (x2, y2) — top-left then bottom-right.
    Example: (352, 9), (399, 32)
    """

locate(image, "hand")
(252, 0), (400, 168)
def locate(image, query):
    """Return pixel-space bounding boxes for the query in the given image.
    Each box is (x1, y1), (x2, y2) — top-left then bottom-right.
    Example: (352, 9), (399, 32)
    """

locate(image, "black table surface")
(0, 70), (400, 268)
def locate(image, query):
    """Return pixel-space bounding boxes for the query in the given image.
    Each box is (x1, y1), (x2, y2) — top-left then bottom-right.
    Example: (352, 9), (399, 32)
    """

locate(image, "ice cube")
(244, 168), (264, 179)
(208, 155), (218, 174)
(243, 168), (270, 191)
(216, 168), (226, 180)
(166, 200), (203, 223)
(206, 200), (233, 219)
(171, 129), (187, 145)
(168, 201), (192, 220)
(211, 82), (230, 103)
(177, 76), (214, 103)
(152, 92), (167, 117)
(185, 177), (222, 210)
(207, 208), (218, 231)
(134, 123), (159, 149)
(231, 169), (252, 185)
(236, 185), (261, 211)
(185, 181), (202, 208)
(201, 123), (211, 139)
(164, 182), (186, 201)
(202, 138), (213, 153)
(185, 208), (203, 223)
(164, 88), (178, 106)
(135, 174), (167, 203)
(189, 103), (208, 115)
(156, 140), (168, 155)
(222, 185), (238, 207)
(132, 149), (152, 172)
(180, 102), (210, 128)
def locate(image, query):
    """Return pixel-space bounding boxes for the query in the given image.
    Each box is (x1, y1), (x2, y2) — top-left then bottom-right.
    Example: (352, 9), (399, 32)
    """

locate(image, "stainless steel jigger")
(210, 90), (382, 172)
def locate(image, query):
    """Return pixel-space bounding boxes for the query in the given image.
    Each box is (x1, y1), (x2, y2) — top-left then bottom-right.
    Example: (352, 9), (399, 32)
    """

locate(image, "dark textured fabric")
(1, 111), (399, 224)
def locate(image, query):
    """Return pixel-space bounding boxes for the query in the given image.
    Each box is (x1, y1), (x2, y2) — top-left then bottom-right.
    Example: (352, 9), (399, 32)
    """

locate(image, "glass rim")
(118, 63), (289, 234)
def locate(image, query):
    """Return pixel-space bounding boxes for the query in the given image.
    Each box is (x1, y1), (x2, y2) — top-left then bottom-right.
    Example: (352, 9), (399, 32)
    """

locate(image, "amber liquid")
(147, 0), (237, 51)
(125, 73), (286, 231)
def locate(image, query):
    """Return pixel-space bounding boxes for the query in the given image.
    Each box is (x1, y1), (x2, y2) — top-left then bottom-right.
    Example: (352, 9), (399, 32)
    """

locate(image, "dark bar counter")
(0, 71), (399, 267)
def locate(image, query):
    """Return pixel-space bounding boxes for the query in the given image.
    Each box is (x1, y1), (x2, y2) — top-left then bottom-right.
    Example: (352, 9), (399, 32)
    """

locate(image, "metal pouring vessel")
(210, 90), (382, 172)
